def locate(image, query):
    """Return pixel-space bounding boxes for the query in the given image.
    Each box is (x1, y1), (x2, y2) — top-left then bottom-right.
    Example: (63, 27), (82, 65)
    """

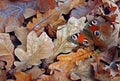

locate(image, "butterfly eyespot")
(92, 20), (98, 25)
(71, 35), (78, 40)
(94, 30), (100, 37)
(83, 39), (89, 46)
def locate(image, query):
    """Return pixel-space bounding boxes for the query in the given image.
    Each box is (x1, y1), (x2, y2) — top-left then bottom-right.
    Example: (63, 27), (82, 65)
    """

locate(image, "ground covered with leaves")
(0, 0), (120, 81)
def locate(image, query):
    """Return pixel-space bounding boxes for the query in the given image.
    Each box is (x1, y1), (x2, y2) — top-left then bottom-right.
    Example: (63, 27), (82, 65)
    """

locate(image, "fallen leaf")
(0, 0), (38, 32)
(111, 76), (120, 81)
(44, 24), (58, 39)
(51, 47), (95, 72)
(104, 60), (120, 77)
(38, 0), (56, 13)
(26, 66), (45, 79)
(23, 8), (36, 19)
(14, 31), (54, 70)
(27, 0), (84, 32)
(100, 46), (119, 64)
(70, 58), (95, 81)
(14, 27), (29, 50)
(0, 33), (14, 70)
(53, 16), (86, 56)
(14, 72), (35, 81)
(92, 62), (111, 81)
(39, 47), (96, 81)
(91, 55), (112, 81)
(38, 71), (71, 81)
(0, 69), (7, 81)
(70, 0), (98, 18)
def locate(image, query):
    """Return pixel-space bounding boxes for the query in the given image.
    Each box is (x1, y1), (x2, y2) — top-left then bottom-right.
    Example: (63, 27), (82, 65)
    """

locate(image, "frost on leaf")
(14, 31), (54, 70)
(0, 33), (14, 70)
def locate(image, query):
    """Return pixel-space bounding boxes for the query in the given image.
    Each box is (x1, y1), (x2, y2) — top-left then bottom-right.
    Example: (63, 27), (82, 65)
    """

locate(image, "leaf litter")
(0, 0), (120, 81)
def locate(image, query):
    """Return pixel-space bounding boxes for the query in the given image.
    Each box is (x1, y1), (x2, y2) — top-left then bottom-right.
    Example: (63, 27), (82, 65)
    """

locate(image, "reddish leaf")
(38, 0), (56, 13)
(15, 72), (36, 81)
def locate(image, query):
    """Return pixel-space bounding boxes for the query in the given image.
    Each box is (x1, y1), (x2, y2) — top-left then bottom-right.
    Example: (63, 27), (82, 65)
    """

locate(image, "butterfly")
(70, 31), (94, 50)
(70, 19), (115, 51)
(83, 19), (115, 51)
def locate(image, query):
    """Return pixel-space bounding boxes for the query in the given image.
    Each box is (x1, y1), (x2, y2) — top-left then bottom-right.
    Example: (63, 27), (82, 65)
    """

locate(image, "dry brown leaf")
(0, 69), (7, 81)
(23, 8), (36, 19)
(104, 60), (120, 77)
(26, 66), (45, 79)
(70, 58), (96, 81)
(51, 47), (96, 72)
(27, 0), (84, 32)
(53, 17), (86, 56)
(0, 33), (14, 70)
(14, 31), (54, 70)
(27, 11), (42, 32)
(92, 62), (111, 81)
(0, 0), (38, 32)
(70, 0), (98, 18)
(38, 71), (71, 81)
(39, 48), (96, 81)
(111, 76), (120, 81)
(38, 0), (56, 13)
(14, 71), (36, 81)
(14, 27), (29, 50)
(44, 24), (58, 39)
(91, 55), (111, 81)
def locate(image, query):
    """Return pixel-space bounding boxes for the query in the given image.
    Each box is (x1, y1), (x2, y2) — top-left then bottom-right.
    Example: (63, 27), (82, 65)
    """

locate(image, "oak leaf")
(0, 0), (38, 32)
(70, 0), (98, 18)
(53, 17), (86, 56)
(14, 31), (54, 70)
(27, 0), (84, 32)
(39, 48), (96, 81)
(70, 58), (95, 81)
(91, 56), (111, 81)
(26, 66), (44, 79)
(0, 69), (7, 81)
(51, 47), (96, 72)
(14, 72), (36, 81)
(111, 76), (120, 81)
(23, 8), (36, 19)
(0, 33), (14, 70)
(38, 0), (56, 13)
(14, 27), (29, 50)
